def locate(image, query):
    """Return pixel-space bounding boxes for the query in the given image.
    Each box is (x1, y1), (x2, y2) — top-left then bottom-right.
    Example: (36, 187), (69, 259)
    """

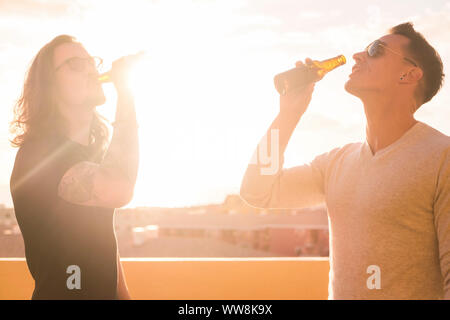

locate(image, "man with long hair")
(240, 22), (449, 299)
(10, 35), (139, 299)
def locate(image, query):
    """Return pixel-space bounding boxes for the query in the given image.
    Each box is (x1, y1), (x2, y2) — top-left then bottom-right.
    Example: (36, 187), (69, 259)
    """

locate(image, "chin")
(88, 92), (106, 108)
(344, 79), (360, 97)
(96, 93), (107, 106)
(345, 76), (372, 98)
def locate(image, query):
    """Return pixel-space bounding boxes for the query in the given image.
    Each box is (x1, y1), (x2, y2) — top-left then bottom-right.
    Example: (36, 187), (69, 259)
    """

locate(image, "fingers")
(295, 60), (304, 68)
(295, 57), (313, 68)
(113, 55), (134, 68)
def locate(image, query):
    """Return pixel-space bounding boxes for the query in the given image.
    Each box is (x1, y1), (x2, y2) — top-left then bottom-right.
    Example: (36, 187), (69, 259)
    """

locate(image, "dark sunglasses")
(54, 56), (103, 72)
(366, 40), (418, 67)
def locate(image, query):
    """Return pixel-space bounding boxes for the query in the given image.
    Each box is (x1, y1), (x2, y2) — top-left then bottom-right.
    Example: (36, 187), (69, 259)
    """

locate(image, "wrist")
(116, 90), (134, 102)
(114, 81), (133, 97)
(278, 110), (302, 124)
(111, 120), (139, 128)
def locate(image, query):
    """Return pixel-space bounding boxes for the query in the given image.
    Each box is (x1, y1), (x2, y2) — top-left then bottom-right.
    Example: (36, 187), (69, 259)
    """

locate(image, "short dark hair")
(389, 22), (444, 108)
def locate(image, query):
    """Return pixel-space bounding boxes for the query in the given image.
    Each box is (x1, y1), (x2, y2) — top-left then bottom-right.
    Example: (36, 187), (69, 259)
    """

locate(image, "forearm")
(101, 89), (139, 187)
(240, 111), (302, 207)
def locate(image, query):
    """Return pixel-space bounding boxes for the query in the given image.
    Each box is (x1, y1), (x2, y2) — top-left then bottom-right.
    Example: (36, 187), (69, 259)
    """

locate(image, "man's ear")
(408, 67), (423, 83)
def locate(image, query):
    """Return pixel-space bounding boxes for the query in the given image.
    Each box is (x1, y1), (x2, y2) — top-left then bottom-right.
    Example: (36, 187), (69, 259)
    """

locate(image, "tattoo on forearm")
(102, 122), (139, 185)
(57, 95), (138, 206)
(58, 162), (98, 203)
(100, 92), (139, 185)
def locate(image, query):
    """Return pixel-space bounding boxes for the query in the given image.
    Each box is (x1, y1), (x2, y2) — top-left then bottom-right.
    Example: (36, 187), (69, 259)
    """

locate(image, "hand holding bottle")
(279, 59), (316, 118)
(274, 54), (346, 95)
(98, 52), (145, 92)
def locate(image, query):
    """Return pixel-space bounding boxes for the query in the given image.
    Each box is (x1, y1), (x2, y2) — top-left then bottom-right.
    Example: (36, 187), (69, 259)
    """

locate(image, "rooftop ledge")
(0, 257), (330, 300)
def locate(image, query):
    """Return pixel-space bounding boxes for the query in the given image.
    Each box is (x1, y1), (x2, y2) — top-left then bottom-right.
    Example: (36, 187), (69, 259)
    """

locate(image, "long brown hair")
(9, 35), (110, 159)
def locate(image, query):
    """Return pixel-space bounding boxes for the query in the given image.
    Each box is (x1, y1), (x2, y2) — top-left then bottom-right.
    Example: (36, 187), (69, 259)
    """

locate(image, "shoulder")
(333, 141), (362, 156)
(14, 137), (55, 168)
(11, 136), (65, 182)
(410, 122), (450, 178)
(13, 139), (43, 169)
(412, 122), (450, 169)
(313, 141), (362, 162)
(310, 142), (362, 172)
(418, 121), (450, 150)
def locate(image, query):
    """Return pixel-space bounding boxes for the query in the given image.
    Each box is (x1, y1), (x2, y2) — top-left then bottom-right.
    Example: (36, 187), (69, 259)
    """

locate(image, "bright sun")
(77, 0), (359, 208)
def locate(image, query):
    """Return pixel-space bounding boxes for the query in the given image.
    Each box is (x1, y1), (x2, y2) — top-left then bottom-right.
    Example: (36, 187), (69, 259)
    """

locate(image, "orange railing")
(0, 257), (330, 300)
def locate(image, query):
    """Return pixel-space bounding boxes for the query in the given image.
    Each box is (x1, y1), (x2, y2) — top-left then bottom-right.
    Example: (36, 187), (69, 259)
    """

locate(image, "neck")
(362, 94), (418, 155)
(60, 104), (94, 146)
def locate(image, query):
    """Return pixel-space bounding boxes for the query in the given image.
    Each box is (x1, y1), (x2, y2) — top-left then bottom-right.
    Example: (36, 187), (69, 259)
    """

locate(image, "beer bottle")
(98, 51), (146, 83)
(98, 72), (111, 83)
(274, 55), (346, 95)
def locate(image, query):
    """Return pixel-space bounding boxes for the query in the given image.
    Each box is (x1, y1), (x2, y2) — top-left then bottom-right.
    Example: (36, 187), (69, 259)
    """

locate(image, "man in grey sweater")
(240, 22), (449, 299)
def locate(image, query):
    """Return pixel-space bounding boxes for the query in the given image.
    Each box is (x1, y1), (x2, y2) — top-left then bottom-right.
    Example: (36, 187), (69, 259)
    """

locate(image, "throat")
(365, 119), (419, 156)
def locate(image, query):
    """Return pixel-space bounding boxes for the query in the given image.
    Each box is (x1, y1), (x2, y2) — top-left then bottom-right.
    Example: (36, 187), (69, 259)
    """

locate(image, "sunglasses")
(54, 56), (103, 73)
(365, 40), (418, 67)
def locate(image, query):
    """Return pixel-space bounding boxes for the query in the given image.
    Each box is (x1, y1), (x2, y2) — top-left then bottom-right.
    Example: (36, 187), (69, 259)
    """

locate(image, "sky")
(0, 0), (449, 208)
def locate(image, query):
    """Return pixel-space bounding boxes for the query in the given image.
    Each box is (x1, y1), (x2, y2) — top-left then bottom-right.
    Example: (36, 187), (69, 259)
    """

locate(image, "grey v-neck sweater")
(240, 120), (450, 299)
